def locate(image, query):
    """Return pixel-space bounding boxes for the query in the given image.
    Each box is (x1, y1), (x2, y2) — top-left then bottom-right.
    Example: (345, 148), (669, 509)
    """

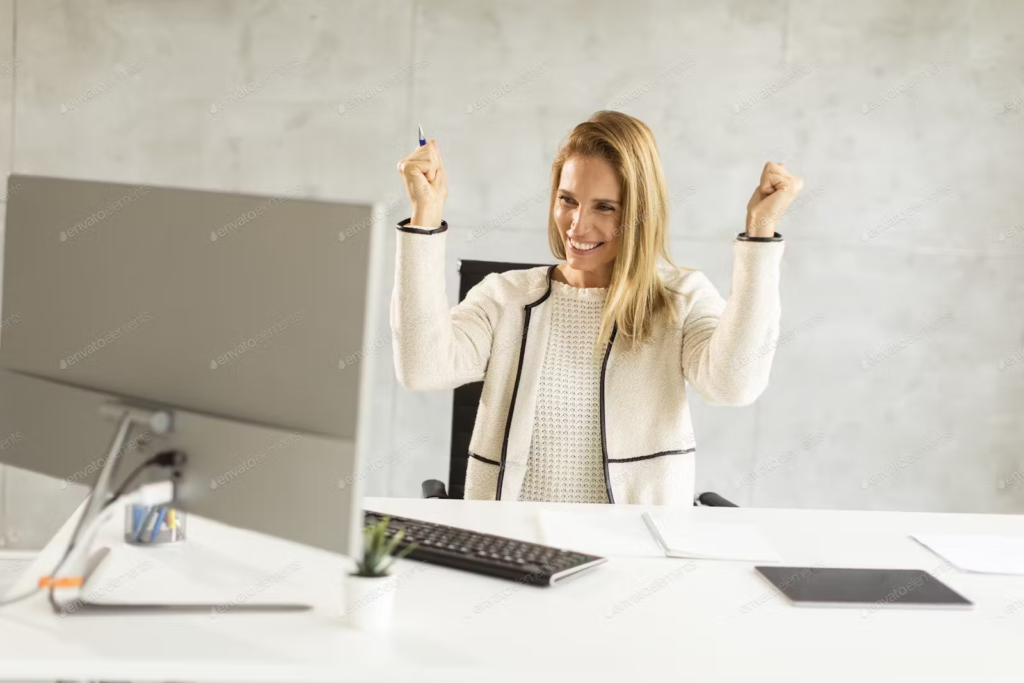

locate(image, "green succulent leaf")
(355, 516), (417, 578)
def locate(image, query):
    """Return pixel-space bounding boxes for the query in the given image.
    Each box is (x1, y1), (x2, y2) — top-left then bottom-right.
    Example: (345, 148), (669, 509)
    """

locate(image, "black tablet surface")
(754, 566), (973, 608)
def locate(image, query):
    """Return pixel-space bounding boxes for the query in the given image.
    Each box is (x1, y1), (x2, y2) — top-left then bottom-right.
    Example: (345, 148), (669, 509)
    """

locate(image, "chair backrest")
(447, 259), (549, 499)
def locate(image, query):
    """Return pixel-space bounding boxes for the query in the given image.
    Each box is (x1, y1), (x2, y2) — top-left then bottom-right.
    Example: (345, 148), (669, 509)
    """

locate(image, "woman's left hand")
(745, 162), (804, 237)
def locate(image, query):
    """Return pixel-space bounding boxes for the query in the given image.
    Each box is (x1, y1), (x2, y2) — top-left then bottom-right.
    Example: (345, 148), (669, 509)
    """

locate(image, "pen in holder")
(124, 504), (186, 545)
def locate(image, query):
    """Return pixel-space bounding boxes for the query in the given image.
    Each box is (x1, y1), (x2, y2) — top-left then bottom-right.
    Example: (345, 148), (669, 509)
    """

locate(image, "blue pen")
(132, 505), (144, 535)
(149, 507), (168, 542)
(135, 507), (157, 542)
(418, 124), (426, 147)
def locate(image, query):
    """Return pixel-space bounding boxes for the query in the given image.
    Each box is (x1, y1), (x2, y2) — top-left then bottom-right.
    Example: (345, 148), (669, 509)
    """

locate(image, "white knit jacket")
(390, 218), (786, 505)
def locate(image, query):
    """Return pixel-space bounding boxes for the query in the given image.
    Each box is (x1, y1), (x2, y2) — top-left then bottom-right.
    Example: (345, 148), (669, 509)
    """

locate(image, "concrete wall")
(1, 0), (1022, 549)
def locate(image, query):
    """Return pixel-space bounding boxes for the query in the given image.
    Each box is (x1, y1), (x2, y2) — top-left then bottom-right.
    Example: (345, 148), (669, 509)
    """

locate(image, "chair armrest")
(421, 479), (449, 499)
(694, 491), (738, 507)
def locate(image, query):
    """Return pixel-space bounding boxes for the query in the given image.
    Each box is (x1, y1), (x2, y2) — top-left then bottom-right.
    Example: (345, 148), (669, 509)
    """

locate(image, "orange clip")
(37, 575), (84, 589)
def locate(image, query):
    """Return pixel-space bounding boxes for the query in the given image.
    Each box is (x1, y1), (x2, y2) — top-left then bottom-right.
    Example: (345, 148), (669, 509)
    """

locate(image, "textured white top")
(518, 278), (610, 504)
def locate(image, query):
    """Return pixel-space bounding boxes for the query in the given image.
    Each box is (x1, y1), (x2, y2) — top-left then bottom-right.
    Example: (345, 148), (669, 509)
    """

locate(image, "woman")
(392, 110), (801, 505)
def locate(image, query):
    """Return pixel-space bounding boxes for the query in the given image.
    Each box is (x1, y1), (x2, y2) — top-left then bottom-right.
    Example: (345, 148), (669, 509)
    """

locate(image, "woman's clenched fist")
(396, 139), (449, 229)
(745, 162), (804, 238)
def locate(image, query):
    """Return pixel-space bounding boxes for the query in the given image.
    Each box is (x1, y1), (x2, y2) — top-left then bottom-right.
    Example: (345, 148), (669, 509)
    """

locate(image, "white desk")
(1, 497), (1024, 682)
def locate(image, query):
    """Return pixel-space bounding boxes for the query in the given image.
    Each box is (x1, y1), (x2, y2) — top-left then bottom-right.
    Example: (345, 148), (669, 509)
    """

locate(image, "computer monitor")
(0, 174), (385, 557)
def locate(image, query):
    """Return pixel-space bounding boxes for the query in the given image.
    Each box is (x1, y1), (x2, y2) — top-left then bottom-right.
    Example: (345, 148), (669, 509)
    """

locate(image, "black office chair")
(420, 259), (737, 508)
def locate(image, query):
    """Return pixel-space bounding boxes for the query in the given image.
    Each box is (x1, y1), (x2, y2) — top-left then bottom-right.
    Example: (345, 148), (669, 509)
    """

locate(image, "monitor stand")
(45, 401), (311, 616)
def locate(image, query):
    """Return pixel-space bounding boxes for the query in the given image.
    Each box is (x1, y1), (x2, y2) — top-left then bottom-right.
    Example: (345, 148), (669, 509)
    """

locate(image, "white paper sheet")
(642, 510), (782, 563)
(913, 533), (1024, 575)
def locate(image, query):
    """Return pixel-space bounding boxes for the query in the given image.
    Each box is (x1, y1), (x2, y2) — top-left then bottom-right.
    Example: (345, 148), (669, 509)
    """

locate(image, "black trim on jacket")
(607, 447), (696, 464)
(469, 452), (500, 466)
(736, 230), (783, 242)
(397, 217), (449, 234)
(495, 263), (558, 500)
(598, 322), (618, 504)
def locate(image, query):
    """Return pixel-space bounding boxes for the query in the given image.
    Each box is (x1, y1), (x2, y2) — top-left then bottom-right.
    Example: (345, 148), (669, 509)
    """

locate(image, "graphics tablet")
(754, 566), (973, 609)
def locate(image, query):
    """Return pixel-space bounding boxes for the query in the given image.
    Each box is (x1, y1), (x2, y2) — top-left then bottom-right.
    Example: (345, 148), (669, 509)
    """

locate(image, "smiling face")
(553, 155), (622, 286)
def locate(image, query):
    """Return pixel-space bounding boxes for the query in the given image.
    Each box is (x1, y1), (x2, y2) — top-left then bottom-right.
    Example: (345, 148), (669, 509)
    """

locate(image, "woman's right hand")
(396, 139), (448, 228)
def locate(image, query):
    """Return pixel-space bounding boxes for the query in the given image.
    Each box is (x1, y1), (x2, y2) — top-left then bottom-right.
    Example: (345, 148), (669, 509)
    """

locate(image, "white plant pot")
(344, 573), (397, 631)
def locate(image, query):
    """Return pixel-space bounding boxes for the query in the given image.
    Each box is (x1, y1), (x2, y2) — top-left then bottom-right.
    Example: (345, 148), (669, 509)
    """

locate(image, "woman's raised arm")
(391, 139), (500, 391)
(680, 163), (801, 405)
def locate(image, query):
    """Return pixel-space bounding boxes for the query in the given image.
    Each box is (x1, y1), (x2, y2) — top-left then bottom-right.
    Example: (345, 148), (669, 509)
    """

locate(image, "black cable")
(103, 449), (186, 509)
(101, 455), (160, 509)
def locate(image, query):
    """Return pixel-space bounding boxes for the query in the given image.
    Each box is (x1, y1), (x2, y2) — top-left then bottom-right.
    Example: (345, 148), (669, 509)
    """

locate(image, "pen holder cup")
(124, 504), (186, 545)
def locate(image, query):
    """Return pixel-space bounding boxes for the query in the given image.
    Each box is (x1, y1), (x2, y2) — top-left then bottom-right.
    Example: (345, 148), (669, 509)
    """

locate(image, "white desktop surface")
(1, 496), (1024, 682)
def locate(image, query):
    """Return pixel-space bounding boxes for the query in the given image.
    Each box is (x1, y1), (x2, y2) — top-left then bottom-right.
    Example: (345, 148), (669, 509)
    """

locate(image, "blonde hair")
(547, 110), (679, 360)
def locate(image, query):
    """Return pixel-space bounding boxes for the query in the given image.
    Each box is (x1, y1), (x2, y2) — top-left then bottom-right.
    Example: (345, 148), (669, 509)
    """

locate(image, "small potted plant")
(344, 516), (417, 631)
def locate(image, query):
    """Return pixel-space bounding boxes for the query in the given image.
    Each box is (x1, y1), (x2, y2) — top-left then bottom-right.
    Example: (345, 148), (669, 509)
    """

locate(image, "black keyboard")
(363, 510), (606, 586)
